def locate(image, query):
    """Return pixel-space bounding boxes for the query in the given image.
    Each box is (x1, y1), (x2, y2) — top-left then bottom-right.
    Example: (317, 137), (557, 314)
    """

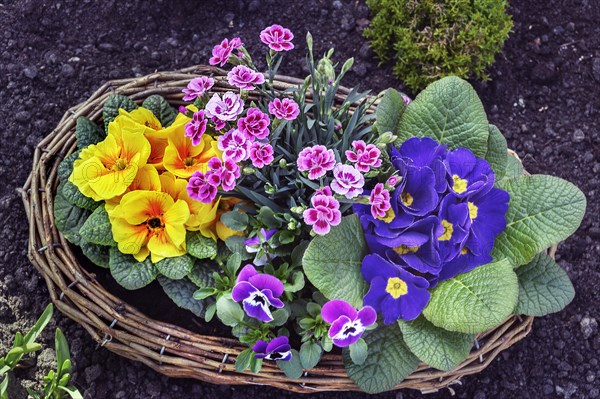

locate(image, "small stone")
(490, 105), (499, 114)
(590, 388), (600, 398)
(98, 42), (116, 52)
(581, 317), (598, 339)
(592, 58), (600, 83)
(588, 227), (600, 238)
(332, 0), (343, 9)
(166, 37), (179, 47)
(358, 42), (373, 60)
(586, 370), (596, 383)
(553, 26), (564, 36)
(247, 0), (261, 12)
(353, 63), (368, 77)
(572, 129), (585, 143)
(543, 384), (554, 395)
(23, 66), (38, 79)
(151, 51), (161, 60)
(518, 97), (526, 108)
(61, 63), (75, 78)
(524, 140), (535, 153)
(567, 22), (575, 31)
(340, 14), (356, 31)
(531, 62), (558, 84)
(15, 111), (29, 124)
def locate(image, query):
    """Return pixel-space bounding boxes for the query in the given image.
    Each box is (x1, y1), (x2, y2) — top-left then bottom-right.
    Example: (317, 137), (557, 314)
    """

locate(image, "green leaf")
(188, 262), (217, 288)
(155, 254), (194, 280)
(54, 186), (91, 245)
(515, 252), (575, 316)
(79, 205), (115, 246)
(62, 180), (100, 211)
(375, 88), (407, 135)
(216, 297), (244, 327)
(299, 341), (322, 370)
(0, 375), (8, 399)
(398, 316), (474, 371)
(75, 116), (105, 149)
(349, 338), (368, 365)
(423, 259), (519, 334)
(343, 324), (419, 394)
(109, 248), (158, 290)
(235, 348), (254, 372)
(25, 387), (40, 399)
(23, 303), (53, 344)
(256, 206), (282, 229)
(493, 175), (587, 266)
(142, 95), (177, 127)
(269, 308), (289, 327)
(284, 271), (305, 293)
(302, 215), (367, 308)
(102, 94), (138, 131)
(277, 350), (303, 379)
(503, 155), (524, 181)
(220, 211), (249, 231)
(186, 232), (217, 260)
(224, 236), (253, 260)
(55, 329), (71, 377)
(225, 253), (242, 278)
(57, 386), (83, 399)
(485, 124), (507, 180)
(193, 287), (218, 300)
(157, 276), (205, 317)
(57, 150), (81, 183)
(250, 357), (263, 373)
(395, 76), (489, 157)
(80, 242), (110, 268)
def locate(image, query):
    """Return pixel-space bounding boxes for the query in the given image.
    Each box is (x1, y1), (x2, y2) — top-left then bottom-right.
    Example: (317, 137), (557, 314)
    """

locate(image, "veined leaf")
(75, 116), (105, 149)
(485, 124), (508, 180)
(54, 185), (91, 245)
(79, 205), (115, 246)
(155, 254), (194, 280)
(158, 276), (205, 317)
(142, 95), (177, 127)
(109, 248), (158, 290)
(102, 94), (138, 131)
(375, 88), (406, 135)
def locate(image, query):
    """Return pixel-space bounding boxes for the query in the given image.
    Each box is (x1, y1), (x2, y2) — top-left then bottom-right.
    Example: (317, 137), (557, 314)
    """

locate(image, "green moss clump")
(364, 0), (513, 91)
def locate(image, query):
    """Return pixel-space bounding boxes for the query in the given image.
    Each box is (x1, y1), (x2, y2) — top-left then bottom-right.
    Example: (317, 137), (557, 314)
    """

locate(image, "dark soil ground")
(1, 0), (599, 398)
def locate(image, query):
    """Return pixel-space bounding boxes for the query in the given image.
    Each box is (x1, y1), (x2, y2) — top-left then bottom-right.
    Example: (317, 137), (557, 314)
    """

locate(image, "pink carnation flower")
(212, 116), (227, 131)
(260, 24), (294, 52)
(303, 194), (341, 235)
(187, 171), (217, 203)
(330, 164), (365, 199)
(297, 145), (336, 180)
(182, 76), (214, 101)
(218, 129), (253, 162)
(206, 157), (240, 192)
(209, 37), (244, 67)
(238, 108), (270, 139)
(185, 110), (208, 146)
(369, 183), (391, 219)
(249, 142), (274, 168)
(227, 65), (265, 90)
(345, 140), (382, 172)
(268, 98), (300, 120)
(315, 186), (332, 196)
(205, 92), (244, 121)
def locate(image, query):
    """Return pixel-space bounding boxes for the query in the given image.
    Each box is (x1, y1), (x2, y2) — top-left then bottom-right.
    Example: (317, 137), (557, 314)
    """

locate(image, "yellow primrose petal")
(134, 247), (151, 263)
(163, 200), (191, 248)
(118, 190), (174, 226)
(147, 232), (186, 260)
(216, 221), (242, 241)
(118, 108), (163, 132)
(163, 129), (217, 178)
(105, 164), (161, 210)
(111, 217), (148, 258)
(69, 156), (106, 201)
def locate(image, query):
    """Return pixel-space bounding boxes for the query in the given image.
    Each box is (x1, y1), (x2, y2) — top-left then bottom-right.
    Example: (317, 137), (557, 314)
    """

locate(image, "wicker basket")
(21, 65), (555, 394)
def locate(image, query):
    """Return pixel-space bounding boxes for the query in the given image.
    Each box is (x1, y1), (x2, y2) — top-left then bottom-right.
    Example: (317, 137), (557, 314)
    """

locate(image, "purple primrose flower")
(204, 92), (244, 122)
(232, 264), (285, 323)
(260, 24), (294, 52)
(321, 300), (376, 347)
(227, 65), (265, 91)
(445, 148), (494, 198)
(252, 336), (292, 361)
(182, 76), (214, 101)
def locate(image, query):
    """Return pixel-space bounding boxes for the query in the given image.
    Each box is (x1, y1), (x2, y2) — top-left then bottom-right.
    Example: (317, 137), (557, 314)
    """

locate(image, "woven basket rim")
(20, 65), (552, 394)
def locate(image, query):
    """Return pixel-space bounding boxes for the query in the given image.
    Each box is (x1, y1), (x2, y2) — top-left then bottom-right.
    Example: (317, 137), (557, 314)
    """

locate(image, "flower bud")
(265, 183), (276, 195)
(377, 131), (397, 144)
(279, 159), (288, 168)
(243, 167), (256, 175)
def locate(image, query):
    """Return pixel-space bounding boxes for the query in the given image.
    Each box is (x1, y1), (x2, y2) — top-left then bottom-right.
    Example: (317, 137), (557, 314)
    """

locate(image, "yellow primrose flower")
(69, 123), (151, 201)
(105, 164), (161, 213)
(158, 172), (220, 235)
(110, 190), (190, 263)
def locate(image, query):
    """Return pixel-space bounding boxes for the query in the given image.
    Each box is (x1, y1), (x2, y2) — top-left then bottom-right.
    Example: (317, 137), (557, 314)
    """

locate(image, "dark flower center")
(252, 293), (266, 305)
(148, 217), (163, 229)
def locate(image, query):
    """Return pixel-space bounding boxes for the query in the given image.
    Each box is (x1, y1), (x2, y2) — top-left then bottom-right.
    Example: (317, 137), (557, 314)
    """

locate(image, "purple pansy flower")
(249, 141), (274, 168)
(445, 148), (494, 198)
(204, 92), (245, 122)
(297, 145), (336, 180)
(268, 98), (300, 120)
(345, 140), (382, 173)
(238, 108), (270, 140)
(182, 76), (214, 101)
(362, 254), (430, 324)
(321, 300), (377, 347)
(252, 336), (292, 361)
(187, 171), (217, 203)
(260, 24), (294, 51)
(227, 65), (266, 91)
(184, 110), (208, 146)
(245, 228), (278, 266)
(330, 164), (365, 199)
(303, 194), (341, 235)
(232, 264), (285, 323)
(218, 129), (253, 162)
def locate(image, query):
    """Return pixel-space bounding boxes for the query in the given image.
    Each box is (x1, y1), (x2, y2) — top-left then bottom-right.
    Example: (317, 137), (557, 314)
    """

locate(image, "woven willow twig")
(21, 65), (553, 394)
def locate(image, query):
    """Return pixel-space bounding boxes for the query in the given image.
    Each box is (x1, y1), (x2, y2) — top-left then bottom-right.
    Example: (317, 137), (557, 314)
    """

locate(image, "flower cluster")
(354, 137), (509, 324)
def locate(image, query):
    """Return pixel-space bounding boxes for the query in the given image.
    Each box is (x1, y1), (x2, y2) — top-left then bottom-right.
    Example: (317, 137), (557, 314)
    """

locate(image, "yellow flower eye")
(385, 277), (408, 299)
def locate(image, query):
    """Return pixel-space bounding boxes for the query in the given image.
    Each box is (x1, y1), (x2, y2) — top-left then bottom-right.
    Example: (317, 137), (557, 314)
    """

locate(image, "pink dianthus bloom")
(218, 129), (253, 162)
(227, 65), (265, 90)
(187, 171), (217, 203)
(249, 142), (274, 168)
(260, 24), (294, 52)
(205, 92), (244, 121)
(402, 94), (411, 105)
(315, 186), (332, 196)
(330, 164), (365, 199)
(209, 37), (244, 67)
(185, 110), (208, 146)
(212, 116), (227, 131)
(238, 108), (270, 139)
(268, 98), (300, 120)
(206, 157), (241, 192)
(345, 140), (382, 172)
(297, 145), (336, 180)
(182, 76), (214, 101)
(303, 194), (341, 236)
(369, 183), (391, 219)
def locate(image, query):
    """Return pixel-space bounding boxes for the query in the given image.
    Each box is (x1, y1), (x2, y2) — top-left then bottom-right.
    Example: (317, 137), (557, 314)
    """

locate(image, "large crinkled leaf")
(102, 94), (138, 131)
(485, 124), (508, 180)
(157, 276), (205, 317)
(62, 180), (100, 210)
(142, 95), (178, 127)
(501, 155), (524, 182)
(423, 259), (518, 334)
(186, 232), (217, 260)
(493, 175), (586, 266)
(155, 254), (194, 280)
(188, 261), (217, 288)
(375, 88), (407, 135)
(80, 242), (110, 268)
(343, 324), (419, 394)
(75, 116), (105, 149)
(395, 76), (489, 157)
(79, 205), (115, 246)
(54, 184), (91, 245)
(515, 252), (575, 316)
(398, 316), (474, 371)
(57, 150), (81, 183)
(109, 248), (158, 290)
(302, 215), (367, 308)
